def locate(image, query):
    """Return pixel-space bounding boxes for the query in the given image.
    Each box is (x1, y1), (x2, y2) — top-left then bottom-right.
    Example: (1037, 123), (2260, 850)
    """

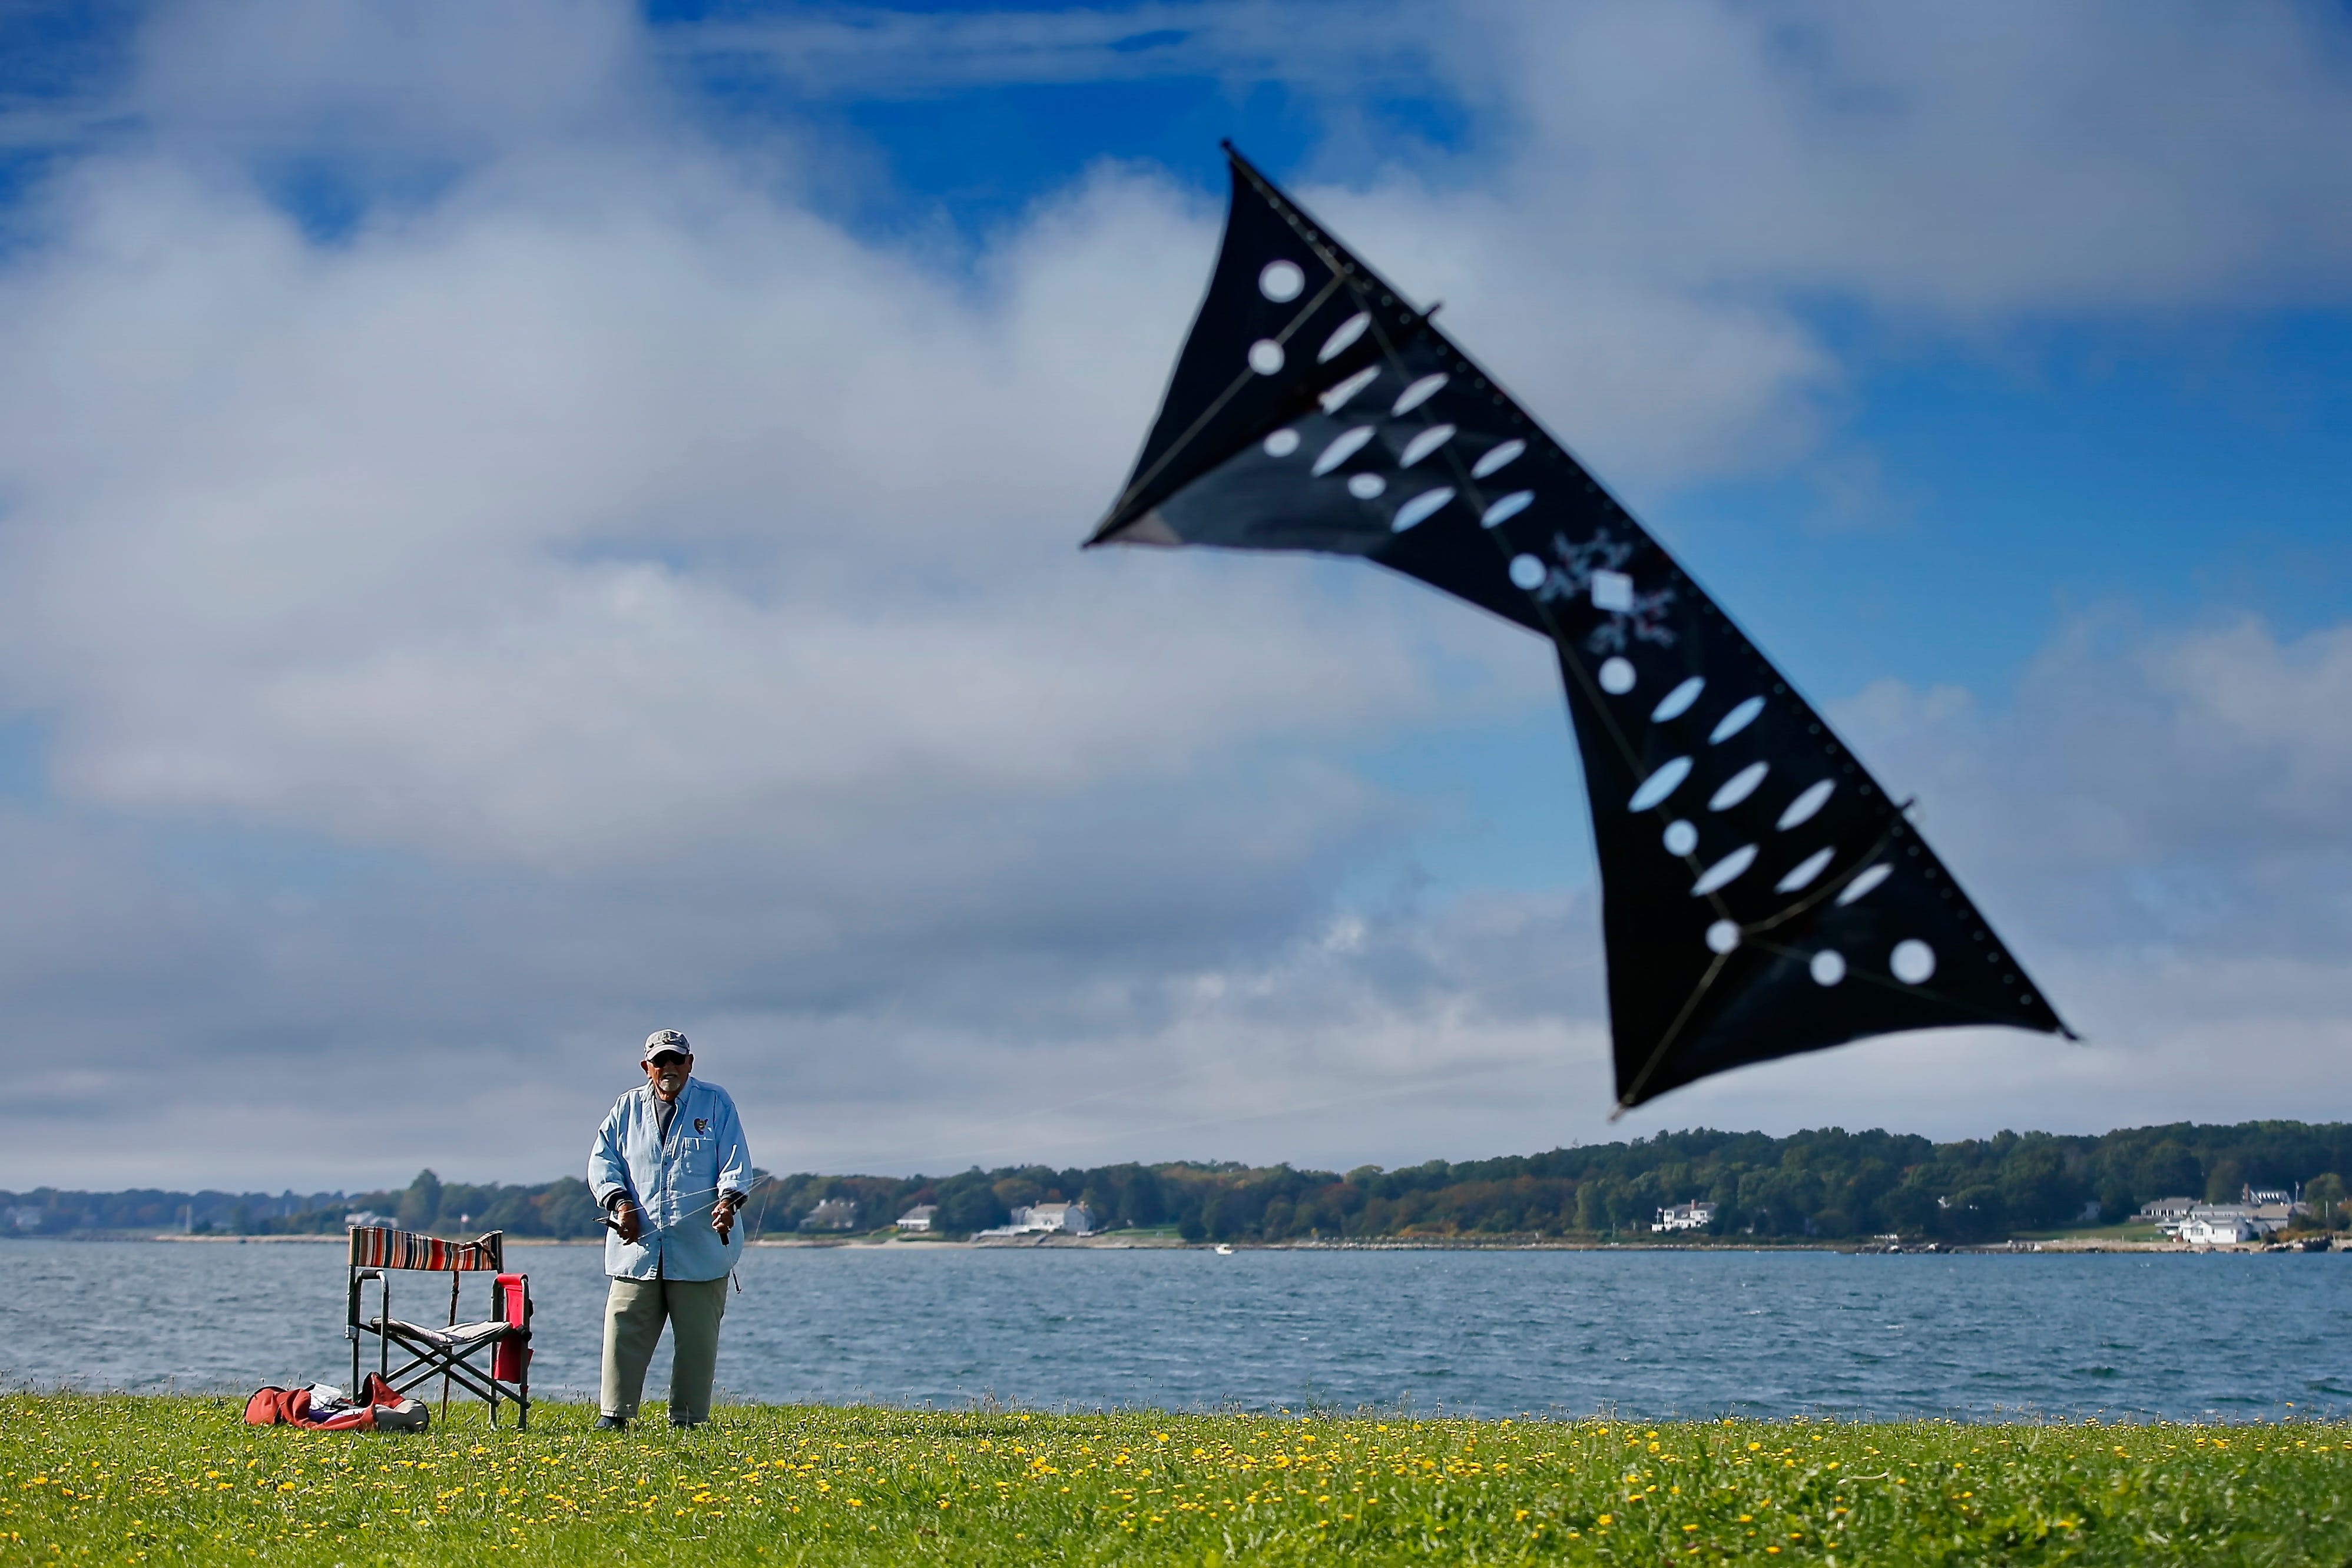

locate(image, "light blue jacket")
(586, 1078), (751, 1282)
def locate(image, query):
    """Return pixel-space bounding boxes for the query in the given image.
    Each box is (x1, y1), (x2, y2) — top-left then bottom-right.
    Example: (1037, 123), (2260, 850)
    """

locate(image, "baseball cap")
(642, 1029), (693, 1063)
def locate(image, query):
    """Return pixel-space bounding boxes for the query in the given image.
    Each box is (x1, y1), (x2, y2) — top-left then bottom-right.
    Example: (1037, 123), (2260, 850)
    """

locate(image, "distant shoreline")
(29, 1231), (2333, 1255)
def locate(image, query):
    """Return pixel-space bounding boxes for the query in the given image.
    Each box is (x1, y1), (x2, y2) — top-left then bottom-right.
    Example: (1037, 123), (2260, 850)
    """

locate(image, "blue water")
(4, 1241), (2346, 1421)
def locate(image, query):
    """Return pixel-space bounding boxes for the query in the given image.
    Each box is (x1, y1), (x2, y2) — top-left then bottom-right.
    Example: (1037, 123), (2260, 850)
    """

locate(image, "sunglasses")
(648, 1052), (690, 1069)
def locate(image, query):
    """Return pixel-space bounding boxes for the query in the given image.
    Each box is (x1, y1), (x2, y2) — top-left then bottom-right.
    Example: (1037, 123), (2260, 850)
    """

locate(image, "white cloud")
(1436, 0), (2352, 316)
(0, 151), (1465, 863)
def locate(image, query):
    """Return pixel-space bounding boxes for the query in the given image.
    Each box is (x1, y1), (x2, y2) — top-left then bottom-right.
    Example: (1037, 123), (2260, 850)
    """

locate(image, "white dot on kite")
(1509, 554), (1546, 590)
(1810, 950), (1847, 986)
(1347, 473), (1386, 499)
(1706, 920), (1741, 954)
(1400, 425), (1455, 467)
(1710, 695), (1765, 743)
(1259, 260), (1305, 302)
(1393, 373), (1447, 415)
(1263, 429), (1300, 458)
(1775, 846), (1835, 893)
(1662, 820), (1698, 856)
(1777, 779), (1834, 830)
(1652, 676), (1705, 722)
(1629, 756), (1693, 811)
(1472, 439), (1526, 479)
(1481, 490), (1534, 528)
(1392, 487), (1454, 531)
(1311, 425), (1376, 475)
(1692, 844), (1758, 896)
(1709, 760), (1768, 811)
(1837, 864), (1893, 906)
(1319, 311), (1372, 362)
(1248, 339), (1285, 375)
(1319, 366), (1379, 413)
(1599, 657), (1637, 694)
(1891, 939), (1937, 984)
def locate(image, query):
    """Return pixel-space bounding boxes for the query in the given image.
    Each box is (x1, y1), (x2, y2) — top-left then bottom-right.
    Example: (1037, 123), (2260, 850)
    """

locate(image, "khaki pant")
(601, 1276), (729, 1424)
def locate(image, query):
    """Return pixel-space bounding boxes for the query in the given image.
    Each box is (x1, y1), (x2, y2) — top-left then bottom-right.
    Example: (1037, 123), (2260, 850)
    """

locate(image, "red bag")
(491, 1273), (530, 1383)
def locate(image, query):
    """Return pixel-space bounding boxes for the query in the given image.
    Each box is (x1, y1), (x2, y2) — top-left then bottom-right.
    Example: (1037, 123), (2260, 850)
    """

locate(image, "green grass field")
(5, 1396), (2347, 1564)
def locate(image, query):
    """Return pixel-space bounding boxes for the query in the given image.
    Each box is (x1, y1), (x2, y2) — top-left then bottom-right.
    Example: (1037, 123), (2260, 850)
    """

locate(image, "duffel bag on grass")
(243, 1371), (427, 1431)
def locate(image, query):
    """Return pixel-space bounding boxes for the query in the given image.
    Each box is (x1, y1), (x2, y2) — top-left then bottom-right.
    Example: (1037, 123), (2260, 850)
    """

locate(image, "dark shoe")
(670, 1416), (706, 1430)
(374, 1398), (430, 1433)
(593, 1414), (629, 1431)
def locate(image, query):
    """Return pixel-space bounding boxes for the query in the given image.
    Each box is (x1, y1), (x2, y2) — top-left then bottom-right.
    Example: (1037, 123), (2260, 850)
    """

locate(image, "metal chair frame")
(345, 1228), (532, 1429)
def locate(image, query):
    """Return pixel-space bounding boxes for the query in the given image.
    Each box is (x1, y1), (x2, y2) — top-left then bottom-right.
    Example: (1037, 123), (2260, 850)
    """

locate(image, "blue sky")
(1, 0), (2350, 1189)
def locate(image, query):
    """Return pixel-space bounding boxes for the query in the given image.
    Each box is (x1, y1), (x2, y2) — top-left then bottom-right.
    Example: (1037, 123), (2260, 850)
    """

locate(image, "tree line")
(8, 1120), (2349, 1243)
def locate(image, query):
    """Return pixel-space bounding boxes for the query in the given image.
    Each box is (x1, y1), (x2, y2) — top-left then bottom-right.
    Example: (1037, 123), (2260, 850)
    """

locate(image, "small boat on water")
(1214, 1244), (1234, 1256)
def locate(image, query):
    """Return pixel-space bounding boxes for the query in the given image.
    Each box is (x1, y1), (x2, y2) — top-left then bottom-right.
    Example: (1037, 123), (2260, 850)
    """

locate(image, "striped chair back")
(348, 1226), (505, 1272)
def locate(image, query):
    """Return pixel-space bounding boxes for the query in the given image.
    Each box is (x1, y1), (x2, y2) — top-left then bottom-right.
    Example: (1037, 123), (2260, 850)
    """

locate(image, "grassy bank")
(4, 1397), (2347, 1564)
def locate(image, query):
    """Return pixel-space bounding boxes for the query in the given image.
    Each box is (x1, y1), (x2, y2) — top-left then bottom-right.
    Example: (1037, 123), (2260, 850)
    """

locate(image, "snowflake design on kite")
(1587, 584), (1679, 655)
(1529, 529), (1678, 652)
(1529, 529), (1628, 603)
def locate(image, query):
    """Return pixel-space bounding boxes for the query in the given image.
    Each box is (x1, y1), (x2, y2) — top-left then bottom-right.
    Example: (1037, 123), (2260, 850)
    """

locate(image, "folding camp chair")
(346, 1226), (533, 1428)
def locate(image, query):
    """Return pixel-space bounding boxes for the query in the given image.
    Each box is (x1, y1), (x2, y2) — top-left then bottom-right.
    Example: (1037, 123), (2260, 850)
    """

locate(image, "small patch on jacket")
(694, 1118), (708, 1135)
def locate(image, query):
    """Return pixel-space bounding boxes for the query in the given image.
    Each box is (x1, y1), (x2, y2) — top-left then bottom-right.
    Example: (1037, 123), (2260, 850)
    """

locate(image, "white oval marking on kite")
(1319, 311), (1371, 362)
(1248, 339), (1285, 375)
(1347, 473), (1386, 499)
(1263, 429), (1300, 458)
(1777, 779), (1834, 830)
(1710, 696), (1765, 743)
(1810, 950), (1847, 986)
(1400, 425), (1455, 467)
(1776, 846), (1835, 893)
(1508, 553), (1546, 590)
(1259, 260), (1305, 302)
(1652, 677), (1704, 722)
(1837, 864), (1893, 906)
(1392, 487), (1453, 531)
(1472, 439), (1525, 479)
(1481, 490), (1533, 528)
(1599, 657), (1637, 695)
(1692, 844), (1758, 896)
(1662, 820), (1698, 856)
(1319, 365), (1379, 413)
(1311, 426), (1376, 476)
(1628, 756), (1692, 811)
(1891, 939), (1936, 984)
(1393, 373), (1447, 415)
(1706, 920), (1741, 954)
(1709, 761), (1768, 811)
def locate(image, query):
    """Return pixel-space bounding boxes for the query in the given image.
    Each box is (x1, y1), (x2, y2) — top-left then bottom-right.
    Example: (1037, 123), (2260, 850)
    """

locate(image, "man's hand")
(713, 1194), (741, 1243)
(610, 1199), (642, 1245)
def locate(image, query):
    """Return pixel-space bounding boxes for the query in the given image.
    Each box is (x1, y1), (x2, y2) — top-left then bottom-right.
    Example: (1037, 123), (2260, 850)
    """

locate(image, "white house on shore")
(1015, 1202), (1095, 1235)
(799, 1198), (860, 1232)
(978, 1202), (1097, 1238)
(1652, 1201), (1717, 1233)
(895, 1205), (938, 1232)
(2180, 1212), (2259, 1247)
(2148, 1201), (2300, 1243)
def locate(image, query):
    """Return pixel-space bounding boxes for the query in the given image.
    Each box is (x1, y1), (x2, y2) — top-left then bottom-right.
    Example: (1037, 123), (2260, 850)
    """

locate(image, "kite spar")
(1088, 145), (2072, 1113)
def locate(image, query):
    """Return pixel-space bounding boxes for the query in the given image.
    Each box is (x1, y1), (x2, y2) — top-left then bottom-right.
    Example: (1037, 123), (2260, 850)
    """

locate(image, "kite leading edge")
(1088, 144), (2073, 1113)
